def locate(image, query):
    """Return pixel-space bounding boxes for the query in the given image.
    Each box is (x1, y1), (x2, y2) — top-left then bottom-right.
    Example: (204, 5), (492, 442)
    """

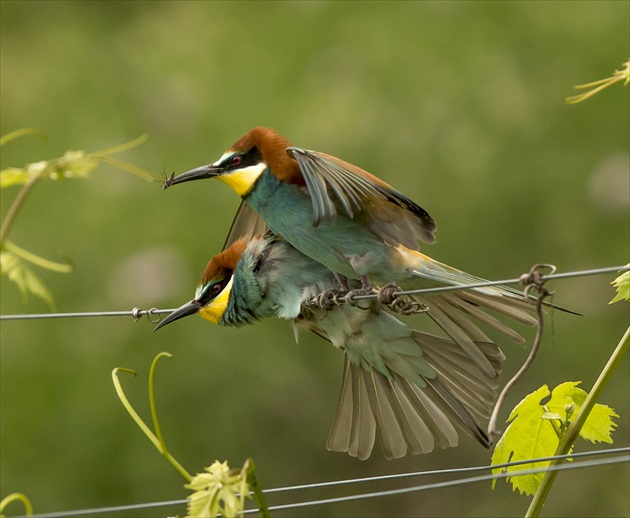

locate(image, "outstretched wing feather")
(287, 146), (436, 245)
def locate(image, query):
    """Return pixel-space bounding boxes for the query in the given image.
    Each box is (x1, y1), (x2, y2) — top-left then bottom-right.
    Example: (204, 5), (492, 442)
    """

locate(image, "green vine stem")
(3, 241), (72, 272)
(149, 352), (170, 454)
(0, 128), (45, 147)
(112, 362), (192, 482)
(0, 166), (48, 244)
(0, 133), (153, 246)
(244, 459), (270, 518)
(0, 492), (33, 517)
(526, 326), (630, 517)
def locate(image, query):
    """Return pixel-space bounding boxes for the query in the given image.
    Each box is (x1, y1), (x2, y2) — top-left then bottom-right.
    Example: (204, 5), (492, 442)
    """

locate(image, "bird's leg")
(342, 275), (374, 306)
(334, 273), (351, 292)
(306, 273), (349, 310)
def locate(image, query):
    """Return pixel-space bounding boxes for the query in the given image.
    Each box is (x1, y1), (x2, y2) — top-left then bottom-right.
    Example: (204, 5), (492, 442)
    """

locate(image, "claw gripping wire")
(307, 289), (349, 310)
(306, 282), (428, 315)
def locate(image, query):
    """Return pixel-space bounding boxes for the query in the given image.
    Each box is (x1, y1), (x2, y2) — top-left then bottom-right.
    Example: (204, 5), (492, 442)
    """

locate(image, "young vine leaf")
(609, 266), (630, 304)
(491, 382), (618, 496)
(185, 460), (251, 518)
(1, 131), (154, 306)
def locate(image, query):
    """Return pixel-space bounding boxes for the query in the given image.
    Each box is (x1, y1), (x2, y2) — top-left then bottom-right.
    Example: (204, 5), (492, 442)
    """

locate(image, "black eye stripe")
(222, 147), (264, 170)
(199, 273), (233, 304)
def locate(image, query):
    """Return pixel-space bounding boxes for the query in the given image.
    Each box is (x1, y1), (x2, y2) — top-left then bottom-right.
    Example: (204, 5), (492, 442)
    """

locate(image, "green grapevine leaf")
(492, 382), (618, 496)
(547, 382), (619, 443)
(0, 167), (30, 188)
(610, 268), (630, 304)
(0, 250), (54, 307)
(492, 385), (558, 495)
(186, 460), (250, 518)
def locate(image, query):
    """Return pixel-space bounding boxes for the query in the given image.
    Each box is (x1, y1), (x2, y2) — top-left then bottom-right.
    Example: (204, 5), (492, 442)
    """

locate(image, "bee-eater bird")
(155, 232), (509, 460)
(163, 127), (539, 377)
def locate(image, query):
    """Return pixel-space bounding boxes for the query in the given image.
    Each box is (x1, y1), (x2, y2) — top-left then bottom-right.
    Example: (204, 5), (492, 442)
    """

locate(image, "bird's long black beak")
(162, 164), (221, 189)
(153, 299), (202, 331)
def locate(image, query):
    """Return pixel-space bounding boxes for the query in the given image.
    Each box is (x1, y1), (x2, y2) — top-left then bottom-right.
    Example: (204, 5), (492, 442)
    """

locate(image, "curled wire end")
(519, 263), (557, 299)
(131, 307), (162, 324)
(377, 282), (401, 305)
(376, 282), (429, 315)
(487, 263), (556, 438)
(146, 308), (161, 324)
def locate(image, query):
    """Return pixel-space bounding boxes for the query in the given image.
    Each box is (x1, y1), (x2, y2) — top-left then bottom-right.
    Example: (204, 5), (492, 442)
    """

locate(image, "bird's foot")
(376, 282), (429, 315)
(307, 288), (349, 310)
(341, 286), (373, 306)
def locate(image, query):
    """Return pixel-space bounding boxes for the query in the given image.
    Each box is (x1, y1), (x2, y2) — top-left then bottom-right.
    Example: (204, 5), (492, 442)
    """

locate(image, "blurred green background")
(1, 1), (628, 517)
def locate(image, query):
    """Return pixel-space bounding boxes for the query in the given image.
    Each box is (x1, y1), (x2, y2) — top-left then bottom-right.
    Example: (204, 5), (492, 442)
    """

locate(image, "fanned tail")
(326, 330), (503, 460)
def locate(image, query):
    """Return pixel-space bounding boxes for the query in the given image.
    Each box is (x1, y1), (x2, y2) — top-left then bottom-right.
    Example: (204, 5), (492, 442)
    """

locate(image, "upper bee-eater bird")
(155, 229), (510, 460)
(163, 127), (540, 377)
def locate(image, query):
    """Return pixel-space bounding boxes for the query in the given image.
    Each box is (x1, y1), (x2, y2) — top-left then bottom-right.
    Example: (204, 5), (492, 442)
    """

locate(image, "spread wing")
(286, 147), (436, 248)
(222, 200), (269, 251)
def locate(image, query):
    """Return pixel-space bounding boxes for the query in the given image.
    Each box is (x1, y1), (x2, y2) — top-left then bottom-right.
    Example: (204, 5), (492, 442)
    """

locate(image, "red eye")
(231, 155), (243, 166)
(212, 283), (222, 294)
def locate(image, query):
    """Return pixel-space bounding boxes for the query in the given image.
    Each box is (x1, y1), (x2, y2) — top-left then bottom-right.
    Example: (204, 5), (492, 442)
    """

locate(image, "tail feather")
(429, 297), (494, 342)
(365, 368), (415, 458)
(348, 362), (377, 460)
(421, 377), (490, 447)
(423, 299), (497, 377)
(459, 291), (538, 326)
(326, 357), (354, 454)
(400, 251), (540, 374)
(397, 376), (461, 450)
(326, 328), (502, 459)
(385, 375), (437, 454)
(440, 293), (529, 343)
(419, 352), (498, 416)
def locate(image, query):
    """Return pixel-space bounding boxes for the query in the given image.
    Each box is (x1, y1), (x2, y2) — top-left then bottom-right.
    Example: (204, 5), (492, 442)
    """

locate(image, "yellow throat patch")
(199, 277), (234, 325)
(216, 162), (266, 197)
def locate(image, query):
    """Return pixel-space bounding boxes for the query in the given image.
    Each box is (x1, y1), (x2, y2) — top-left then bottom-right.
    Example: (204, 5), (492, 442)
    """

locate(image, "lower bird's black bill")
(153, 300), (202, 331)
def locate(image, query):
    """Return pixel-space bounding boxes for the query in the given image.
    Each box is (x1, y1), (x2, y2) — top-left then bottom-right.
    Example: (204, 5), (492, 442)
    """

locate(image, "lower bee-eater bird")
(154, 232), (527, 460)
(163, 127), (540, 377)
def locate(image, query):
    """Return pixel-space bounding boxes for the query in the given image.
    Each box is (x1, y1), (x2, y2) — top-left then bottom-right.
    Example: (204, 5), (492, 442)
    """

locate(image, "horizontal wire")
(1, 264), (627, 321)
(0, 308), (176, 321)
(354, 264), (629, 299)
(15, 499), (189, 518)
(264, 446), (630, 494)
(17, 447), (629, 518)
(252, 454), (629, 514)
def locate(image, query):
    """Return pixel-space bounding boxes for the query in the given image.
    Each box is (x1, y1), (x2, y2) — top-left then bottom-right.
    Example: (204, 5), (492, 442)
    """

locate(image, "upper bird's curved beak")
(162, 164), (221, 189)
(153, 299), (202, 331)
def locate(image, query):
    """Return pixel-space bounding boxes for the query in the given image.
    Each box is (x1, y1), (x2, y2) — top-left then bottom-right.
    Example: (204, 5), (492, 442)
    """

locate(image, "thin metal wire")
(352, 264), (629, 300)
(0, 308), (176, 321)
(264, 446), (630, 494)
(252, 454), (629, 514)
(1, 264), (627, 321)
(17, 499), (189, 518)
(18, 449), (629, 518)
